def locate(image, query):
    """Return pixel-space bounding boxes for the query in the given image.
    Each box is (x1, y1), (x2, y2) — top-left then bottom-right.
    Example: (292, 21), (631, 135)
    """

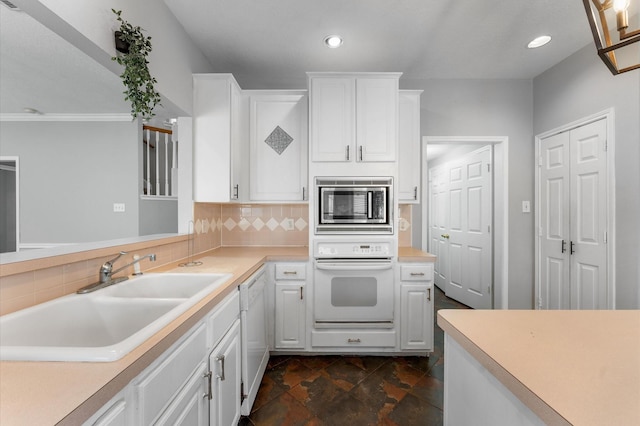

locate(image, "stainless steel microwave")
(315, 177), (393, 234)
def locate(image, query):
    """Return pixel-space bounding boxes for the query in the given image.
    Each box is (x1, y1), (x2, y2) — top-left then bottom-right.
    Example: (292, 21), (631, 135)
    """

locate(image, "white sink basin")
(0, 273), (232, 362)
(100, 273), (232, 299)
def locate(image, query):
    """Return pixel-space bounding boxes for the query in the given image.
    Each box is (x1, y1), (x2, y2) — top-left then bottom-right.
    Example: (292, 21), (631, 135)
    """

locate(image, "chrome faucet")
(77, 251), (156, 294)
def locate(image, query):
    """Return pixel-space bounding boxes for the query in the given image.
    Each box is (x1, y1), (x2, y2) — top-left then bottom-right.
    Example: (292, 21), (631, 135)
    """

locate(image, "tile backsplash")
(194, 203), (309, 248)
(398, 204), (413, 247)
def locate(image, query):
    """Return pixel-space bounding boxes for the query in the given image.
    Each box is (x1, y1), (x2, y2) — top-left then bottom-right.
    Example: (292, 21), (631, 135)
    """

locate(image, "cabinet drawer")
(207, 290), (240, 349)
(134, 323), (207, 425)
(400, 264), (434, 281)
(275, 263), (306, 280)
(311, 330), (396, 348)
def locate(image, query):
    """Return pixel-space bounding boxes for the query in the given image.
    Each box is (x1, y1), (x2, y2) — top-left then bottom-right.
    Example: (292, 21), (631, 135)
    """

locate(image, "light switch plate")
(113, 203), (126, 213)
(522, 201), (530, 213)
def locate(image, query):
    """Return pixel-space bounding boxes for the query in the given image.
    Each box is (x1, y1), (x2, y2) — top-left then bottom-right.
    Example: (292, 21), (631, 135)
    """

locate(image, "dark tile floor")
(240, 286), (469, 426)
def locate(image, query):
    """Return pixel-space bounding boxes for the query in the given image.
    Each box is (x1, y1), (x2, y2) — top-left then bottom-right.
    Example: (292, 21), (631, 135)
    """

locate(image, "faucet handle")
(106, 251), (127, 265)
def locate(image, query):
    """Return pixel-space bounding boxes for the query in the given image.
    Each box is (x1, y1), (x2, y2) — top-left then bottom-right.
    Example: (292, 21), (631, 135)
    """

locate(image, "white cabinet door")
(249, 92), (308, 201)
(309, 74), (399, 163)
(275, 282), (306, 349)
(398, 90), (422, 202)
(209, 319), (241, 426)
(400, 284), (433, 350)
(310, 76), (355, 162)
(156, 362), (208, 426)
(193, 74), (244, 202)
(355, 77), (398, 162)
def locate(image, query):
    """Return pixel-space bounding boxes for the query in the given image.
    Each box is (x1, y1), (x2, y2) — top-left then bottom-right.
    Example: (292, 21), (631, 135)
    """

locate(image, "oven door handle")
(315, 262), (393, 271)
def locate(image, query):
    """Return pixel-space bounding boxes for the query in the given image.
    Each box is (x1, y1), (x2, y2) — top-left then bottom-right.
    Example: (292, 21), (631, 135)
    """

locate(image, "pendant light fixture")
(582, 0), (640, 74)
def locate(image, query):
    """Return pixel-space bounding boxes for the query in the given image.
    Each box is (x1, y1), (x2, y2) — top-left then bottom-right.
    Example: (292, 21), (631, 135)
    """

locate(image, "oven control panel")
(315, 241), (393, 258)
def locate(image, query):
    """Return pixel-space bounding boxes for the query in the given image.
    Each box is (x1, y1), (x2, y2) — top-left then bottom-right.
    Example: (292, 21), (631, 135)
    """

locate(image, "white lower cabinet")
(156, 362), (208, 426)
(273, 263), (307, 349)
(399, 264), (434, 351)
(209, 320), (241, 426)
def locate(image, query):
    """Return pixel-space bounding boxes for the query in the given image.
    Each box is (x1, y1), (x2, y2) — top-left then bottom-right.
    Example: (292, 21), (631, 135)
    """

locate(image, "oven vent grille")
(315, 225), (393, 234)
(315, 177), (392, 186)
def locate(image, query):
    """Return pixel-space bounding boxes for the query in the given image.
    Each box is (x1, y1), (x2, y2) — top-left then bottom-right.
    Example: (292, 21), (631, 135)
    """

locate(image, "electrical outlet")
(113, 203), (126, 213)
(283, 218), (294, 231)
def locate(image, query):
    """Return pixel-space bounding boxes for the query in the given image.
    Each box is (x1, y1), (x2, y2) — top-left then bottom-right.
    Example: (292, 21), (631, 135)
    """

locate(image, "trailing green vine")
(111, 9), (161, 120)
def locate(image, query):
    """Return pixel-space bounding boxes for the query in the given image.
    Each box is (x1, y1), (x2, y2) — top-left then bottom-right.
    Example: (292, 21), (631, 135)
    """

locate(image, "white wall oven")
(315, 177), (393, 234)
(314, 240), (394, 328)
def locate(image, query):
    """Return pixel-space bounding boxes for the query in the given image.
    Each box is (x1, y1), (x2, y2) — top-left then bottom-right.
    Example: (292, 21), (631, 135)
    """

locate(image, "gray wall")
(533, 44), (640, 309)
(0, 120), (140, 244)
(139, 198), (178, 236)
(402, 78), (535, 309)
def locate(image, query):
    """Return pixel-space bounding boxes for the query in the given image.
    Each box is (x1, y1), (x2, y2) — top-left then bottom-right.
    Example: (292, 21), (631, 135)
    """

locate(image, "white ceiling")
(0, 1), (601, 115)
(164, 0), (594, 87)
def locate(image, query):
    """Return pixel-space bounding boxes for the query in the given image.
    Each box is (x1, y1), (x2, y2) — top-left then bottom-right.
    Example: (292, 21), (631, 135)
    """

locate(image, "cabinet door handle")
(570, 241), (575, 255)
(561, 239), (566, 253)
(346, 145), (350, 161)
(427, 288), (431, 302)
(203, 371), (212, 400)
(300, 286), (304, 300)
(302, 187), (306, 201)
(232, 184), (239, 199)
(359, 145), (363, 161)
(347, 338), (361, 343)
(216, 355), (225, 381)
(410, 272), (425, 276)
(414, 186), (418, 200)
(283, 271), (297, 275)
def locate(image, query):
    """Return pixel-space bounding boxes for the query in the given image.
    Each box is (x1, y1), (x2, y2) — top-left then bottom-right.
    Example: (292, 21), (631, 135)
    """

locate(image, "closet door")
(538, 118), (608, 309)
(569, 119), (608, 309)
(539, 132), (571, 309)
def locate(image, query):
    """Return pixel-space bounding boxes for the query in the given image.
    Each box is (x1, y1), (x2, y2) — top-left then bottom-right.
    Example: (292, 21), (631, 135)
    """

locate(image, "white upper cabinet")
(309, 73), (400, 163)
(193, 74), (244, 202)
(398, 90), (423, 203)
(248, 91), (308, 201)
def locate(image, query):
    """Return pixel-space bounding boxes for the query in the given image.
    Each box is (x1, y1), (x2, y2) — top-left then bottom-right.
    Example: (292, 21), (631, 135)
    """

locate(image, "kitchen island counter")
(0, 246), (308, 426)
(438, 309), (640, 426)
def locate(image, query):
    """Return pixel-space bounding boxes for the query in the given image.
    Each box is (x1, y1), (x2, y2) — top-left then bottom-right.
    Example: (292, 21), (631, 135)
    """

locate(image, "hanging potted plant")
(111, 9), (162, 120)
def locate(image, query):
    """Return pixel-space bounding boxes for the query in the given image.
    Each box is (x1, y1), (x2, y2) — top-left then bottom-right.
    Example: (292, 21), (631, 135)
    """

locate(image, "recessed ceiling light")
(527, 35), (552, 49)
(324, 35), (343, 49)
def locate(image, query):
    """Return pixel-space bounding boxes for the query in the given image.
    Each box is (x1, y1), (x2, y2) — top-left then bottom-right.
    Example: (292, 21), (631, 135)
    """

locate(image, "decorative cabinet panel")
(399, 264), (434, 351)
(248, 91), (308, 201)
(193, 74), (244, 202)
(398, 90), (423, 203)
(309, 73), (400, 163)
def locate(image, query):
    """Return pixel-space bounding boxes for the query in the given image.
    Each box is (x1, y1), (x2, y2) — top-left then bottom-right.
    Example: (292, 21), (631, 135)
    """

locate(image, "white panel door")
(538, 118), (608, 310)
(539, 132), (571, 309)
(570, 119), (608, 309)
(429, 146), (493, 309)
(429, 166), (449, 291)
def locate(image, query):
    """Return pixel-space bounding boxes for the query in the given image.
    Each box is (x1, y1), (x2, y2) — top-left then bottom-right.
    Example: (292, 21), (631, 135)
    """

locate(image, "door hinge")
(487, 225), (491, 233)
(487, 163), (491, 172)
(604, 231), (607, 244)
(604, 139), (608, 152)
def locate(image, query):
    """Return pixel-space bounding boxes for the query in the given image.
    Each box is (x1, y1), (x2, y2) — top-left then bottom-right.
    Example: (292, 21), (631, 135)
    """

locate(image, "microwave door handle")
(367, 192), (373, 219)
